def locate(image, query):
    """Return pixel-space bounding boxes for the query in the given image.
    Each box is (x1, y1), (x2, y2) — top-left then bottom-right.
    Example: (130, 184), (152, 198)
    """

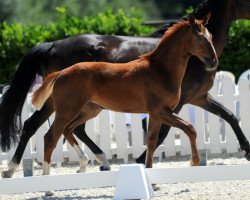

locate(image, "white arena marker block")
(114, 164), (154, 200)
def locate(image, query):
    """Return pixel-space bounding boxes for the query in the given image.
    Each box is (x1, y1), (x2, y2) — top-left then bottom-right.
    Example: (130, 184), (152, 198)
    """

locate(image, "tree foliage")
(0, 8), (154, 83)
(219, 20), (250, 80)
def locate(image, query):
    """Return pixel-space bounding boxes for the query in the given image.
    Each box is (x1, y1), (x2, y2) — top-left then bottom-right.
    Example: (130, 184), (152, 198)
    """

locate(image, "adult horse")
(1, 0), (250, 178)
(32, 15), (217, 183)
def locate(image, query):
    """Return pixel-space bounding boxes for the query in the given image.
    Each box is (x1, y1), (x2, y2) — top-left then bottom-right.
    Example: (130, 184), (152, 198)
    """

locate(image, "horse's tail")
(0, 42), (53, 151)
(32, 71), (61, 111)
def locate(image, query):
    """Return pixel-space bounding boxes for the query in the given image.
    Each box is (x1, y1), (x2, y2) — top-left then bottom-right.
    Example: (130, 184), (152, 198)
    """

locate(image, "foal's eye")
(196, 34), (202, 41)
(194, 25), (201, 32)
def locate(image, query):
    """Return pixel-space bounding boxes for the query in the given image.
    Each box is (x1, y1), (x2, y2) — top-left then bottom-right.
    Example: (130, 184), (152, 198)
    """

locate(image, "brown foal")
(32, 14), (218, 177)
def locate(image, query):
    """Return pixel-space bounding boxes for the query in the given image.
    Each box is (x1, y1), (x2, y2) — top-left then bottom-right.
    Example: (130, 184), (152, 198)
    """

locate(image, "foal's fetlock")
(77, 158), (89, 173)
(45, 190), (54, 196)
(190, 154), (200, 166)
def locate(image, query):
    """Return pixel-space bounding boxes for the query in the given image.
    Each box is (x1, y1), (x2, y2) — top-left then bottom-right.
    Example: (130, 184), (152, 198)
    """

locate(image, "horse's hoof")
(100, 166), (111, 171)
(244, 152), (250, 161)
(135, 157), (145, 164)
(1, 171), (12, 178)
(45, 191), (54, 196)
(152, 184), (160, 191)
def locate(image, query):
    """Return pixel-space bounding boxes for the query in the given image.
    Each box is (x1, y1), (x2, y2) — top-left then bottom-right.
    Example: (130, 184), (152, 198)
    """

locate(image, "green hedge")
(0, 8), (154, 83)
(219, 20), (250, 80)
(0, 8), (249, 83)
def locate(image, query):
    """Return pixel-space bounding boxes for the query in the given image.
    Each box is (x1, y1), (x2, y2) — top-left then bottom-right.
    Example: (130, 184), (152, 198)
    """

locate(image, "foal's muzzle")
(204, 57), (218, 71)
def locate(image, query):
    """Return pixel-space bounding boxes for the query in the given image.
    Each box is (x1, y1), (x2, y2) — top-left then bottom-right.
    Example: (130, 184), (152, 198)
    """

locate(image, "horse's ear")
(188, 13), (196, 27)
(202, 12), (211, 26)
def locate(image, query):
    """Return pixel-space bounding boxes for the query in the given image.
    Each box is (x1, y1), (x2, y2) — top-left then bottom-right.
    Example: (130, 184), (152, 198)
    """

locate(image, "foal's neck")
(147, 26), (190, 89)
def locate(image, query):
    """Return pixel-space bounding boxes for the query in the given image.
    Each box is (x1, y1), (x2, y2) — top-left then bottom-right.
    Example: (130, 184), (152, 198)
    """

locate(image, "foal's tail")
(32, 71), (61, 110)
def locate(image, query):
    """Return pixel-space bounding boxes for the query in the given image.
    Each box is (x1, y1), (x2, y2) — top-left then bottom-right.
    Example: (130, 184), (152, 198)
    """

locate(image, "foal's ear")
(188, 13), (196, 27)
(202, 12), (211, 26)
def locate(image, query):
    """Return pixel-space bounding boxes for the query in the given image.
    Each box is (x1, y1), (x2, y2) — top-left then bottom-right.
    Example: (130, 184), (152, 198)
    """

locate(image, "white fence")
(0, 71), (250, 165)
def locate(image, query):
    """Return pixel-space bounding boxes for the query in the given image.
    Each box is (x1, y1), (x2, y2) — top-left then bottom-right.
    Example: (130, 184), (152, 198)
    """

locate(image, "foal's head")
(186, 13), (218, 70)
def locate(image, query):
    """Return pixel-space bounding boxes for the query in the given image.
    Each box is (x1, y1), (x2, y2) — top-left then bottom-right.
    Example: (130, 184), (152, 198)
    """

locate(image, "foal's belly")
(91, 91), (147, 114)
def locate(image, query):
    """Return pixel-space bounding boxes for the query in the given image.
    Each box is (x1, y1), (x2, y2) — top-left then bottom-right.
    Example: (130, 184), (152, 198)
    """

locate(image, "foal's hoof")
(76, 168), (87, 173)
(244, 152), (250, 161)
(100, 166), (111, 171)
(1, 171), (12, 178)
(190, 156), (201, 166)
(45, 191), (54, 196)
(152, 184), (160, 191)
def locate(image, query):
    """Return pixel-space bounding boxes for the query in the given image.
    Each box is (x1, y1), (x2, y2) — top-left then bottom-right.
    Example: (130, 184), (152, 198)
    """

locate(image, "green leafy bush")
(1, 8), (249, 83)
(0, 8), (154, 83)
(219, 20), (250, 80)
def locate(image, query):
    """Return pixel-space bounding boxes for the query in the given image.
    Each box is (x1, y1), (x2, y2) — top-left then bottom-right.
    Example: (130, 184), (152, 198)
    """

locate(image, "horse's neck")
(206, 0), (235, 55)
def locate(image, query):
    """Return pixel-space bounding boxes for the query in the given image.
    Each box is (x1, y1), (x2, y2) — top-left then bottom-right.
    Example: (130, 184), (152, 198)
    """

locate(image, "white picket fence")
(0, 70), (250, 165)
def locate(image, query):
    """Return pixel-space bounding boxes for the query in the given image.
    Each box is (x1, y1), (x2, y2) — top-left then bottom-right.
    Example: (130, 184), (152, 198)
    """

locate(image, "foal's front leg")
(151, 108), (200, 166)
(145, 117), (161, 168)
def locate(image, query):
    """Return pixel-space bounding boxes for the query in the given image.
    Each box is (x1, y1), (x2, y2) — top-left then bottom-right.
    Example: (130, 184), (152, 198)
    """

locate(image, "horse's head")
(187, 13), (218, 71)
(235, 0), (250, 19)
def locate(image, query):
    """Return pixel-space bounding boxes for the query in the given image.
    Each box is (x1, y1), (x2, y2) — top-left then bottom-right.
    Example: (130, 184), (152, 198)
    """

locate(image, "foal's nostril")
(204, 57), (218, 69)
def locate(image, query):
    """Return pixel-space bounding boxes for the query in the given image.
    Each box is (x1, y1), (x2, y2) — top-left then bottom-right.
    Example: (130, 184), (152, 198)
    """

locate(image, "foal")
(32, 15), (217, 176)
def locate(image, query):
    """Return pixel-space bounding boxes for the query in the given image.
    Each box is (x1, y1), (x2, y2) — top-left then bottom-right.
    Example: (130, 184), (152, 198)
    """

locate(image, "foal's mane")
(140, 20), (189, 59)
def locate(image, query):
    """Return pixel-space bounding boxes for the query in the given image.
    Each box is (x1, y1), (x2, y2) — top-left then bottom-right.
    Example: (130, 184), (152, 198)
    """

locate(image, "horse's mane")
(237, 0), (250, 8)
(149, 0), (212, 37)
(148, 20), (179, 37)
(193, 0), (212, 19)
(141, 20), (189, 59)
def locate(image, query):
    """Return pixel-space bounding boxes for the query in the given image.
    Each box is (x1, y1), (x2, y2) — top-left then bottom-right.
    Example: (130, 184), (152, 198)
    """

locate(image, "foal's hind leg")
(63, 131), (89, 173)
(42, 114), (76, 196)
(1, 99), (54, 178)
(150, 107), (200, 166)
(64, 104), (110, 172)
(73, 123), (111, 171)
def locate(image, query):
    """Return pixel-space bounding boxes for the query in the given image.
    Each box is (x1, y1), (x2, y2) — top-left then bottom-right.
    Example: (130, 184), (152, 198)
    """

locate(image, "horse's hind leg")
(73, 123), (110, 171)
(1, 99), (53, 178)
(194, 94), (250, 160)
(150, 107), (200, 166)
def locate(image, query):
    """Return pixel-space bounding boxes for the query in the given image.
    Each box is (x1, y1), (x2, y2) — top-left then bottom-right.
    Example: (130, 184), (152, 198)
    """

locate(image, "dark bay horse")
(32, 16), (217, 179)
(1, 0), (250, 178)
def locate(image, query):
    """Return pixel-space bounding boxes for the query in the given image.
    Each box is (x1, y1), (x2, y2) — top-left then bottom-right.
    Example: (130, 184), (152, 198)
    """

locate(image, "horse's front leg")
(193, 94), (250, 160)
(151, 107), (200, 166)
